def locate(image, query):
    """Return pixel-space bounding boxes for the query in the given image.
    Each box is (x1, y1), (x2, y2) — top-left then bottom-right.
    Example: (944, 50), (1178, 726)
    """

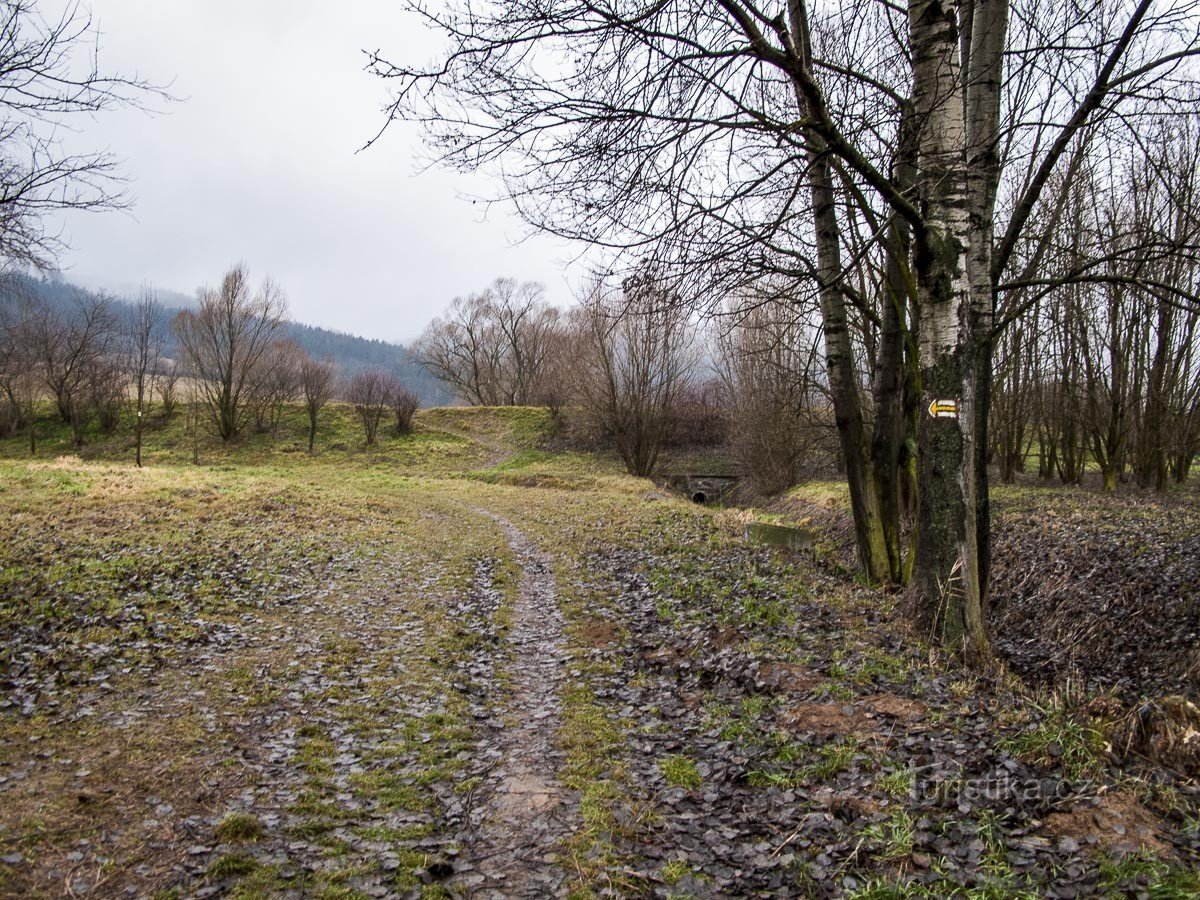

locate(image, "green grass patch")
(214, 812), (264, 843)
(999, 707), (1107, 781)
(207, 853), (260, 879)
(858, 809), (915, 861)
(659, 754), (702, 790)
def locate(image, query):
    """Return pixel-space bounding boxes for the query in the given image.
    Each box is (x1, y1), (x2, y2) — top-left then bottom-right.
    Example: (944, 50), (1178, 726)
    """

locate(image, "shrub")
(345, 368), (396, 445)
(393, 386), (420, 434)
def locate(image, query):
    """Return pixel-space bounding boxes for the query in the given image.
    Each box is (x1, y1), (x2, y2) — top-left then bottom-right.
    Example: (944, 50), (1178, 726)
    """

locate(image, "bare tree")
(417, 292), (498, 406)
(0, 0), (167, 269)
(576, 273), (697, 477)
(247, 339), (303, 434)
(29, 290), (117, 445)
(299, 354), (337, 453)
(717, 294), (828, 495)
(184, 377), (201, 464)
(372, 0), (1200, 661)
(531, 321), (576, 427)
(127, 290), (163, 466)
(669, 377), (727, 449)
(345, 368), (395, 446)
(173, 265), (288, 442)
(415, 279), (562, 406)
(988, 112), (1200, 493)
(87, 353), (125, 435)
(490, 278), (562, 405)
(0, 276), (35, 435)
(0, 281), (43, 452)
(989, 306), (1038, 484)
(156, 356), (180, 419)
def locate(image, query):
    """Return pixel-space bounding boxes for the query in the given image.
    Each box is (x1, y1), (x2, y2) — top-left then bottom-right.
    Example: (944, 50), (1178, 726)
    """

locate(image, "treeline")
(0, 284), (152, 451)
(0, 266), (429, 459)
(414, 274), (835, 486)
(1, 273), (445, 404)
(416, 271), (1200, 497)
(992, 288), (1200, 491)
(991, 141), (1200, 490)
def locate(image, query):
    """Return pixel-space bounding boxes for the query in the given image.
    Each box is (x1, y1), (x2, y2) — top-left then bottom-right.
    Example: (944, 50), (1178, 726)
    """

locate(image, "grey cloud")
(46, 0), (577, 342)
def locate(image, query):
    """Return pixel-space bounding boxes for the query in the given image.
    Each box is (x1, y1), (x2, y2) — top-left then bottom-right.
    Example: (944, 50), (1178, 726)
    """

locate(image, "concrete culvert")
(664, 474), (738, 504)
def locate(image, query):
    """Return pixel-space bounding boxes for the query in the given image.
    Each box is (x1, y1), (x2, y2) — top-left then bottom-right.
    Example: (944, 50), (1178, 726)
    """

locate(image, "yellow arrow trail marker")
(928, 398), (958, 419)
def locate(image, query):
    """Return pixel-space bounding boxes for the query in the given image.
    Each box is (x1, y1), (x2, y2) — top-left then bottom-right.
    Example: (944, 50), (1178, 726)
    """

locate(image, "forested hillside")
(5, 273), (448, 404)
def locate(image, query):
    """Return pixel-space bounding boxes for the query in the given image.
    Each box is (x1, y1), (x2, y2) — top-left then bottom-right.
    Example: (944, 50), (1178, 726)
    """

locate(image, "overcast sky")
(46, 0), (580, 343)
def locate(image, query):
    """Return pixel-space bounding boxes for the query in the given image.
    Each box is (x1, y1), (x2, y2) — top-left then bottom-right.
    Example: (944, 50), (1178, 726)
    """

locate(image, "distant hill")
(1, 273), (451, 406)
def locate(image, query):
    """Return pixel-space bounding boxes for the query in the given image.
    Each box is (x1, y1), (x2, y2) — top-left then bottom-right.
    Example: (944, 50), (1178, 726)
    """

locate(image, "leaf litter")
(0, 460), (1197, 898)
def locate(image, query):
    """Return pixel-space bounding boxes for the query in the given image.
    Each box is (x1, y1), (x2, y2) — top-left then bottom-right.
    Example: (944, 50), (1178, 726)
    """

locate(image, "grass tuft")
(999, 704), (1107, 781)
(207, 853), (259, 879)
(215, 811), (264, 843)
(659, 754), (702, 790)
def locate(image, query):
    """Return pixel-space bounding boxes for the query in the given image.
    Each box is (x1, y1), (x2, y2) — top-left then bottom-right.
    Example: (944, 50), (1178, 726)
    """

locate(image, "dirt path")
(0, 489), (584, 899)
(5, 457), (1200, 898)
(425, 424), (515, 469)
(453, 510), (574, 898)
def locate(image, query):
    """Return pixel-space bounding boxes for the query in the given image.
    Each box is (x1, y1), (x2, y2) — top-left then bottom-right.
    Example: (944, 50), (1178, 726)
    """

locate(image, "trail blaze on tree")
(376, 1), (1200, 659)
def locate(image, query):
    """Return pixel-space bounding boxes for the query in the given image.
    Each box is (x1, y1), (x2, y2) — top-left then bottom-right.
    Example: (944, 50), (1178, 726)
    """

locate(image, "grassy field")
(0, 404), (1197, 898)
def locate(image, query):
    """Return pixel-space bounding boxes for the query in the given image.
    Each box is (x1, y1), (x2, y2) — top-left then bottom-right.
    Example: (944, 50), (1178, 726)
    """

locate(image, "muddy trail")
(2, 463), (1199, 899)
(451, 511), (574, 897)
(0, 496), (581, 899)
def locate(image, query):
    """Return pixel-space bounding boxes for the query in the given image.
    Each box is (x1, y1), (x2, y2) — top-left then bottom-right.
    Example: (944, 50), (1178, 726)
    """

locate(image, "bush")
(345, 368), (395, 445)
(393, 386), (420, 434)
(667, 379), (727, 447)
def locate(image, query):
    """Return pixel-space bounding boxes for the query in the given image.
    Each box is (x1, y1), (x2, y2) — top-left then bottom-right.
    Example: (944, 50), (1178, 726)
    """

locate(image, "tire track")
(453, 510), (574, 898)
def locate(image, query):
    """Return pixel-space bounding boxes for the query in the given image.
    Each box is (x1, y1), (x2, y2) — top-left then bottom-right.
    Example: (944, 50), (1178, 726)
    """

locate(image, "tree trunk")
(870, 107), (920, 585)
(790, 0), (893, 585)
(962, 0), (1007, 613)
(910, 0), (987, 661)
(135, 383), (145, 468)
(1143, 302), (1173, 490)
(28, 390), (36, 457)
(809, 153), (892, 584)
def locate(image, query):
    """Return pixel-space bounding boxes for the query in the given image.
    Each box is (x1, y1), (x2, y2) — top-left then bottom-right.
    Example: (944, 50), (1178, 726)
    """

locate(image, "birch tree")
(373, 0), (1200, 660)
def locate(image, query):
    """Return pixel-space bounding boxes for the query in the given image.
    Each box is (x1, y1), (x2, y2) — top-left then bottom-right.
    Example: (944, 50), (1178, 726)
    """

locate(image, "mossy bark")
(910, 0), (989, 663)
(869, 105), (920, 586)
(913, 231), (987, 662)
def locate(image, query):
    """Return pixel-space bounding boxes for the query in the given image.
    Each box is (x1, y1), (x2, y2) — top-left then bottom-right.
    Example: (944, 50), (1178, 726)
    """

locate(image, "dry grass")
(1113, 695), (1200, 776)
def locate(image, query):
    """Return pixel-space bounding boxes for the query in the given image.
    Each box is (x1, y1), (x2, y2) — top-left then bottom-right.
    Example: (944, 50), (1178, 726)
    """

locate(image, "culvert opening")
(664, 474), (739, 505)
